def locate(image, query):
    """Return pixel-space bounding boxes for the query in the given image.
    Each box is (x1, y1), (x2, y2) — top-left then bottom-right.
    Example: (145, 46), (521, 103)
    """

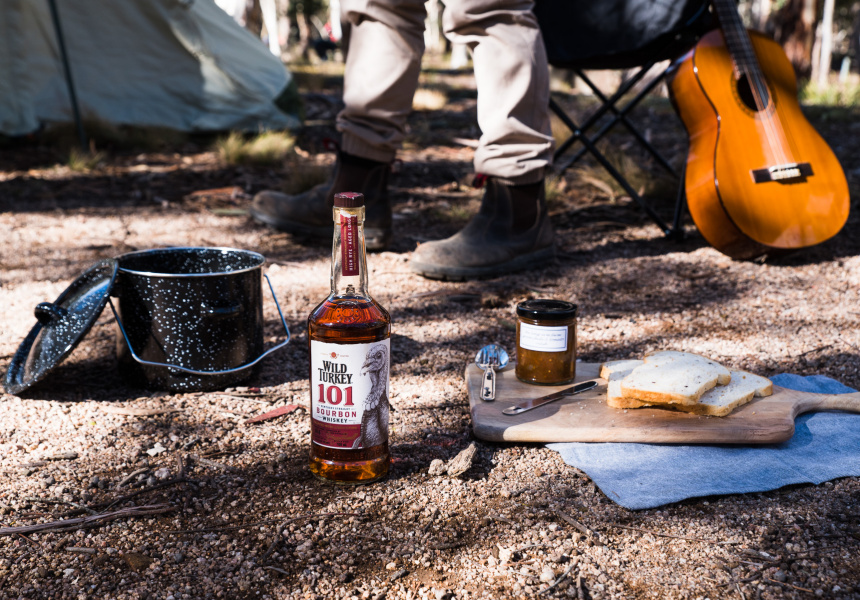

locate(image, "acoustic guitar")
(668, 0), (850, 259)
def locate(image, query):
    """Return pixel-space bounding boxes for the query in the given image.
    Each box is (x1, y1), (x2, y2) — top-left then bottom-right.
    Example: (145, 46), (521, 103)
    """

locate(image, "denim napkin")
(547, 374), (860, 510)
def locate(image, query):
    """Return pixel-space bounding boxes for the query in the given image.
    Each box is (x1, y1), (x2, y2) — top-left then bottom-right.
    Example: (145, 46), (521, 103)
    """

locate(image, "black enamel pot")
(110, 247), (289, 392)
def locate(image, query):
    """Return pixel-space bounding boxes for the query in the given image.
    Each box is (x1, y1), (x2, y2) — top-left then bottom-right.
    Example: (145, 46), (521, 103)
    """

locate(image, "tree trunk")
(815, 0), (835, 86)
(769, 0), (819, 78)
(752, 0), (771, 31)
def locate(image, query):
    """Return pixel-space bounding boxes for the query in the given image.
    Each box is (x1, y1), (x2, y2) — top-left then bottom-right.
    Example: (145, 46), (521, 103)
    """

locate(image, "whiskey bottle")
(308, 192), (391, 483)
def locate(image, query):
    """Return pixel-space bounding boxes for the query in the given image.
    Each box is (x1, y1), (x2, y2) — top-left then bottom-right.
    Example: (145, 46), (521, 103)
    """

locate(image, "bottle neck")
(331, 205), (369, 298)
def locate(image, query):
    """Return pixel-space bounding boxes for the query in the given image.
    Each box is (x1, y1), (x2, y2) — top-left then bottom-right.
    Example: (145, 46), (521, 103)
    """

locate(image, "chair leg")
(669, 161), (688, 241)
(578, 70), (678, 179)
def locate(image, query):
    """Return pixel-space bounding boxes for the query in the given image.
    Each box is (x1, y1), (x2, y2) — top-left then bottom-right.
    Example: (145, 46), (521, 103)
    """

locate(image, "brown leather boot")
(409, 177), (555, 281)
(250, 152), (392, 250)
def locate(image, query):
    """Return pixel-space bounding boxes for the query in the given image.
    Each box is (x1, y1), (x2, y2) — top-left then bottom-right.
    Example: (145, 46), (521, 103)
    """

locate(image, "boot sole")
(409, 245), (556, 281)
(250, 206), (391, 251)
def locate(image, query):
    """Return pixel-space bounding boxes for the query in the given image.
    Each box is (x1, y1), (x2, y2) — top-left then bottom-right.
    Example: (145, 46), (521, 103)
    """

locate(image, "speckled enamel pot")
(111, 247), (283, 392)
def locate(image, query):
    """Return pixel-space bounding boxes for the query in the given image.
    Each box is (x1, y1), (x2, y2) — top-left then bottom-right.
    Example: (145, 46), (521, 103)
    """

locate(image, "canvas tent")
(0, 0), (300, 137)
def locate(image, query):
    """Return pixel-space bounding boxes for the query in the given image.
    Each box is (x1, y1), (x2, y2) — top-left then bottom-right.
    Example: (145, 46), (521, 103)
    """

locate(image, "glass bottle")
(308, 192), (391, 483)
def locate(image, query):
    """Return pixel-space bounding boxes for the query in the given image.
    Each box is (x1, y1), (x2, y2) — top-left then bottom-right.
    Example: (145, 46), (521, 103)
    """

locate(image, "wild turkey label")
(310, 338), (390, 450)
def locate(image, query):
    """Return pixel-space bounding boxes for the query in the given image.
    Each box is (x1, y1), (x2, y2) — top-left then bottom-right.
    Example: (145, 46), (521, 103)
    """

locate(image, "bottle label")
(519, 322), (568, 352)
(340, 215), (359, 277)
(310, 338), (390, 449)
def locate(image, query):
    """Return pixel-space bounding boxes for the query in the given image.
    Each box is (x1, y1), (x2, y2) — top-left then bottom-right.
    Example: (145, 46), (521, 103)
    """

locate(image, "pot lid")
(4, 259), (118, 395)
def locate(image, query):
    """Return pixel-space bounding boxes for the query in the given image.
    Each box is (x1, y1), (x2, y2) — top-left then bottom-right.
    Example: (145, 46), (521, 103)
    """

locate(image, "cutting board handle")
(793, 391), (860, 416)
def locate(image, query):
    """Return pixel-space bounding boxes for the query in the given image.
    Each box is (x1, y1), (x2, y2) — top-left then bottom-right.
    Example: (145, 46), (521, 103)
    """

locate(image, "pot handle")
(108, 274), (291, 376)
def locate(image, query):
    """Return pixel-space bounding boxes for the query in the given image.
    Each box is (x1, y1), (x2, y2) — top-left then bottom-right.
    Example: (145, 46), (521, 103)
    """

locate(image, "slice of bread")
(604, 362), (653, 409)
(620, 351), (732, 406)
(673, 370), (772, 417)
(599, 359), (644, 380)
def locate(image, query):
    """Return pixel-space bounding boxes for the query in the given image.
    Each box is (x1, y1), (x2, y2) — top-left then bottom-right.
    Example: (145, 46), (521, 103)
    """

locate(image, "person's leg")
(251, 0), (426, 250)
(410, 0), (555, 280)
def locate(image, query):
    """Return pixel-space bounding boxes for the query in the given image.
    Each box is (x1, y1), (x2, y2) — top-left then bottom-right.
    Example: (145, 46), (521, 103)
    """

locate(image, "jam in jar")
(515, 299), (577, 385)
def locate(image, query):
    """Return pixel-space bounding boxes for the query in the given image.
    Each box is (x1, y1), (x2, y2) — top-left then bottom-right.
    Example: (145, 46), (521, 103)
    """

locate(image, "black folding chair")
(534, 0), (713, 238)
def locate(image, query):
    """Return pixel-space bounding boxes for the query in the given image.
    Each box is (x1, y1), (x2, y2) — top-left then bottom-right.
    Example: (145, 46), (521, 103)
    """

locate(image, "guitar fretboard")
(712, 0), (770, 107)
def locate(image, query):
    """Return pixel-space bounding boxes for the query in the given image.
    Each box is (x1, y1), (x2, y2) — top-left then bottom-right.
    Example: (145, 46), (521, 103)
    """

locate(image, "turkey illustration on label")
(310, 339), (390, 450)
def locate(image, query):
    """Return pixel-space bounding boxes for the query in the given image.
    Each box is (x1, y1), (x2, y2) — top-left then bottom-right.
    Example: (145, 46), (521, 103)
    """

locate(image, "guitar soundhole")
(736, 73), (770, 112)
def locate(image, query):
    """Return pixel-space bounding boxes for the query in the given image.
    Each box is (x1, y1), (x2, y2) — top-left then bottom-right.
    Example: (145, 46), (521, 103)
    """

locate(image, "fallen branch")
(190, 454), (237, 473)
(487, 513), (515, 525)
(0, 504), (174, 536)
(23, 496), (97, 516)
(552, 508), (598, 540)
(100, 406), (179, 417)
(116, 468), (149, 489)
(246, 404), (302, 424)
(104, 478), (190, 511)
(607, 523), (737, 545)
(422, 508), (439, 533)
(763, 577), (814, 594)
(538, 560), (577, 596)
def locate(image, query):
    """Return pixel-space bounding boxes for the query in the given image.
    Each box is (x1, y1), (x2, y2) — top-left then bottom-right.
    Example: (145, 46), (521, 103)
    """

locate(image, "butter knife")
(502, 380), (598, 416)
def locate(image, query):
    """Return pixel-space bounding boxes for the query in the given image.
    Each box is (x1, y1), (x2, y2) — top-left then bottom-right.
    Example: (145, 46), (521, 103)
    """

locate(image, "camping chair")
(534, 0), (714, 238)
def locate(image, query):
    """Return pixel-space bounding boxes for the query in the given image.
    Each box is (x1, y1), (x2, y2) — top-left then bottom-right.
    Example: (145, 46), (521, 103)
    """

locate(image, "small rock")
(774, 570), (787, 582)
(146, 475), (157, 487)
(43, 475), (56, 486)
(428, 459), (446, 476)
(155, 467), (171, 480)
(36, 566), (48, 578)
(122, 552), (154, 571)
(48, 451), (78, 461)
(498, 547), (513, 565)
(173, 552), (185, 564)
(390, 569), (407, 581)
(146, 443), (167, 457)
(385, 562), (397, 570)
(540, 565), (556, 583)
(63, 568), (75, 577)
(446, 443), (477, 477)
(277, 453), (288, 463)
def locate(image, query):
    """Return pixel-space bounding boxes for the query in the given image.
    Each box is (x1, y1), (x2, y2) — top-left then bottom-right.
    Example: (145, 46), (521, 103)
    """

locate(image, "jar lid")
(4, 259), (117, 395)
(516, 299), (577, 321)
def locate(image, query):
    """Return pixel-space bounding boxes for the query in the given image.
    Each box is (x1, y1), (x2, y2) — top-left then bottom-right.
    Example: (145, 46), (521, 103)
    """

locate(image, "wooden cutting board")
(466, 362), (860, 444)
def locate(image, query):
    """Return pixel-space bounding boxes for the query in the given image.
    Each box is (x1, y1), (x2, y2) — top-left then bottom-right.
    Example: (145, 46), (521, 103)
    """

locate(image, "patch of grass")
(412, 88), (448, 111)
(67, 147), (105, 171)
(800, 81), (860, 107)
(44, 119), (187, 152)
(545, 174), (568, 208)
(216, 131), (296, 166)
(281, 161), (331, 194)
(572, 142), (677, 202)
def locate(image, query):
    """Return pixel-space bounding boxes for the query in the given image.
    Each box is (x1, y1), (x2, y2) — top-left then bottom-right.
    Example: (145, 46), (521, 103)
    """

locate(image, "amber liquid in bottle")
(308, 193), (391, 484)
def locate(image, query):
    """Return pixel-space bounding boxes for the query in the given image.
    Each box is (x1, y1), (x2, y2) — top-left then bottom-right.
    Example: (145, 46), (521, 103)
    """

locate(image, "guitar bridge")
(751, 163), (813, 183)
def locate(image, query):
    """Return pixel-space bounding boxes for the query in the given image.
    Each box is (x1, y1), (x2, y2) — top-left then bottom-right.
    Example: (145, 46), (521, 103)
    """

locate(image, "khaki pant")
(337, 0), (553, 184)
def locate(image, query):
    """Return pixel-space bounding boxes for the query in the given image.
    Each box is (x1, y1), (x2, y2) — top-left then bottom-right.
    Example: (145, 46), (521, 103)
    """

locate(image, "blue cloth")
(547, 374), (860, 510)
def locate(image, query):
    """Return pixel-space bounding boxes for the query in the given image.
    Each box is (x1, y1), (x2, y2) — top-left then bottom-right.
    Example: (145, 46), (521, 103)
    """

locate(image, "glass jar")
(515, 299), (577, 385)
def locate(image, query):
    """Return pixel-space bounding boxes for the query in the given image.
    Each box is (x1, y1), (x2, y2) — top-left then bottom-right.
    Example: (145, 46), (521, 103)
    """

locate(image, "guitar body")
(670, 29), (850, 259)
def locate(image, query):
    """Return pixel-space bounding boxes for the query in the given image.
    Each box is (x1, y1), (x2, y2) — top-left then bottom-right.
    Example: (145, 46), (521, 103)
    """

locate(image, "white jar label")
(519, 322), (568, 352)
(310, 338), (390, 449)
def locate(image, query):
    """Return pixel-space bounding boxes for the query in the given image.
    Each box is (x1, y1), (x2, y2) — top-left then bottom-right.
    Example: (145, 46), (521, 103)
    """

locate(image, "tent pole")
(46, 0), (87, 151)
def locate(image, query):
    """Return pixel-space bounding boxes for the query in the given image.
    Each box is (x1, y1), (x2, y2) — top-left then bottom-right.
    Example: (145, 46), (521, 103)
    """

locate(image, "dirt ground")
(1, 65), (859, 600)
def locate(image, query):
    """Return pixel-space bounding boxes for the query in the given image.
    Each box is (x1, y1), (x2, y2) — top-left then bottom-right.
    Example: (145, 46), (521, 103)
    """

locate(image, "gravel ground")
(1, 86), (860, 599)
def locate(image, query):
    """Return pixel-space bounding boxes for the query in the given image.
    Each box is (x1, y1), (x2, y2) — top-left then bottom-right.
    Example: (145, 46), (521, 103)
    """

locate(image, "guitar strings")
(717, 0), (791, 167)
